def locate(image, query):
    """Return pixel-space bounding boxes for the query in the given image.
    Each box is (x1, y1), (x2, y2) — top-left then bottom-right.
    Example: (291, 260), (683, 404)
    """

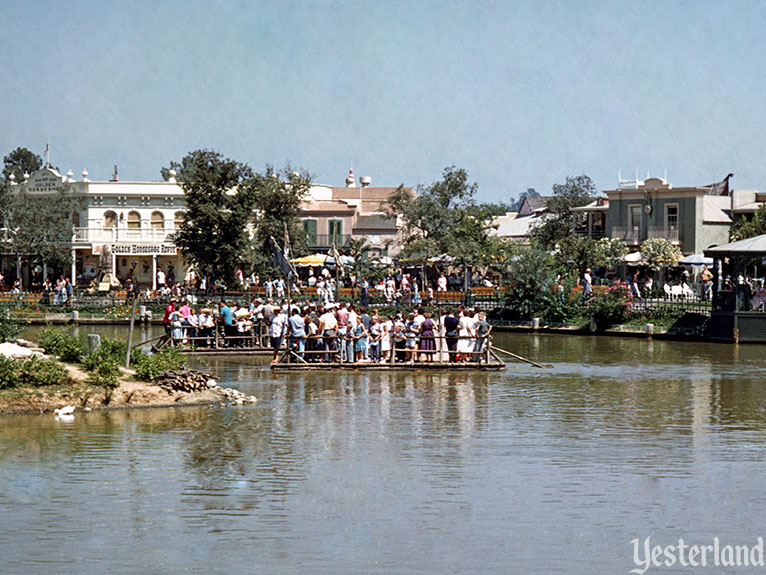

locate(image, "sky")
(2, 0), (766, 203)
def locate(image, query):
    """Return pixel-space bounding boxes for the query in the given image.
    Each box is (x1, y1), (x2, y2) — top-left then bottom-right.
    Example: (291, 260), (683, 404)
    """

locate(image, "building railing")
(647, 225), (680, 243)
(573, 229), (606, 240)
(305, 233), (352, 249)
(73, 227), (177, 244)
(611, 226), (641, 244)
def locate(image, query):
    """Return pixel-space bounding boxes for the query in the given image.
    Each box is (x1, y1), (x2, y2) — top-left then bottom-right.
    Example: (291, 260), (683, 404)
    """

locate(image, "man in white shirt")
(270, 307), (288, 363)
(318, 304), (339, 362)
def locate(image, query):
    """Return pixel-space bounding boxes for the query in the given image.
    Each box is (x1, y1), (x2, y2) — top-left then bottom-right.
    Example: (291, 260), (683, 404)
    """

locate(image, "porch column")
(152, 255), (157, 290)
(111, 249), (117, 279)
(71, 248), (77, 286)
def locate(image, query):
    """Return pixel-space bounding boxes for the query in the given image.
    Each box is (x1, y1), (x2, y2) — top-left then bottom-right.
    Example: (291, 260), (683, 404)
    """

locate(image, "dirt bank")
(0, 364), (228, 415)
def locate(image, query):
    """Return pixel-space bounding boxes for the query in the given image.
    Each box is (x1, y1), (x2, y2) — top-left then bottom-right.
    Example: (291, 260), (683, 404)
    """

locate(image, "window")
(127, 211), (141, 230)
(151, 211), (164, 230)
(303, 220), (317, 244)
(628, 205), (642, 229)
(328, 220), (343, 243)
(665, 204), (678, 229)
(104, 211), (117, 229)
(174, 212), (185, 230)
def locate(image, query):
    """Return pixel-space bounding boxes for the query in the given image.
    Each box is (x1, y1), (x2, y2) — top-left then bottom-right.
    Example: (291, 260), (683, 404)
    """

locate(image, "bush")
(88, 358), (121, 389)
(133, 346), (187, 381)
(0, 355), (70, 389)
(588, 281), (632, 326)
(81, 336), (133, 371)
(0, 317), (22, 343)
(38, 326), (87, 363)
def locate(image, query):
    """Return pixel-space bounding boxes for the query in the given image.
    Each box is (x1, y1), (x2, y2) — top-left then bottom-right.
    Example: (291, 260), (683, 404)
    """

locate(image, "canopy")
(326, 255), (355, 267)
(623, 251), (643, 264)
(679, 253), (714, 266)
(705, 234), (766, 258)
(290, 254), (328, 267)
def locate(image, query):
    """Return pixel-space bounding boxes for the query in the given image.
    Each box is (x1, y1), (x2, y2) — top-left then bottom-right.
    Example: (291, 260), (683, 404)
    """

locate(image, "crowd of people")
(162, 297), (493, 365)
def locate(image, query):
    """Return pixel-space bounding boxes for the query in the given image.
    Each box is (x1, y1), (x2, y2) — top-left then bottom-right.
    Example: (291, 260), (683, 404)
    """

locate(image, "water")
(2, 330), (766, 574)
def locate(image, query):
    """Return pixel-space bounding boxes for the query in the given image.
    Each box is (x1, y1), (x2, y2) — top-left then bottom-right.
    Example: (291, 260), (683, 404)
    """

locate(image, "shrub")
(589, 281), (633, 326)
(0, 317), (22, 343)
(0, 356), (21, 389)
(81, 336), (133, 372)
(38, 326), (87, 363)
(133, 346), (187, 381)
(88, 358), (121, 389)
(0, 356), (70, 389)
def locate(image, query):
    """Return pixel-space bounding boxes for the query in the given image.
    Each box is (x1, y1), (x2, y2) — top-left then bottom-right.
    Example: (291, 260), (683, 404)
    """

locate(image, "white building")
(11, 166), (186, 288)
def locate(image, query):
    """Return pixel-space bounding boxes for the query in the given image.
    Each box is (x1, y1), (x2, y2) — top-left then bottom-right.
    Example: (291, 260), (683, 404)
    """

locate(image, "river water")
(2, 328), (766, 574)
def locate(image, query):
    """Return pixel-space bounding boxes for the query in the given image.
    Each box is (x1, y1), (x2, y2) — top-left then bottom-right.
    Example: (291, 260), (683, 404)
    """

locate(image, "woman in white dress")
(457, 309), (476, 361)
(380, 315), (393, 362)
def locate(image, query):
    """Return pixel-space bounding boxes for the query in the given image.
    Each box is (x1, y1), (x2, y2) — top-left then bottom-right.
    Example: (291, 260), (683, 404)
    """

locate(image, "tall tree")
(171, 150), (257, 285)
(386, 166), (506, 264)
(2, 147), (42, 182)
(531, 174), (596, 248)
(248, 166), (312, 276)
(5, 188), (82, 282)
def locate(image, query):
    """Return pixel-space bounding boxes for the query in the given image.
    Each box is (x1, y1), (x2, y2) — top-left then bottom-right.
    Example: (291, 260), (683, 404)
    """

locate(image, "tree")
(530, 174), (596, 248)
(553, 235), (597, 272)
(5, 188), (82, 281)
(249, 166), (312, 276)
(730, 204), (766, 242)
(640, 238), (682, 271)
(592, 238), (629, 271)
(171, 150), (257, 285)
(386, 166), (507, 264)
(3, 147), (42, 182)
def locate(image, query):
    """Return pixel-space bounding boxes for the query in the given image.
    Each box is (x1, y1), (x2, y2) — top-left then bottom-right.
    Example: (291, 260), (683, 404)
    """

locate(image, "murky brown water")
(2, 329), (765, 574)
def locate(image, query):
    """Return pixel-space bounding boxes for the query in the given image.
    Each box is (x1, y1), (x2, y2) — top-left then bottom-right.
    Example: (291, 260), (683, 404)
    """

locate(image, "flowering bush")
(588, 281), (633, 326)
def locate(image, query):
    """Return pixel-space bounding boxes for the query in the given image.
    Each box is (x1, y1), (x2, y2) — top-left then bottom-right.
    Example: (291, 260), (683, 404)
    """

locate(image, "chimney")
(360, 176), (371, 188)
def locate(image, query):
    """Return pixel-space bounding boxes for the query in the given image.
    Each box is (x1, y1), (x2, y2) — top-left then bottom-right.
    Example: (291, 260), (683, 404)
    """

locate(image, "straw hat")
(235, 309), (250, 318)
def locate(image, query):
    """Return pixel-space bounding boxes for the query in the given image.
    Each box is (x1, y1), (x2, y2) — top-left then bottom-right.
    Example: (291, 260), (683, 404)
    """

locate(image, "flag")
(707, 173), (733, 196)
(271, 236), (296, 278)
(44, 143), (49, 155)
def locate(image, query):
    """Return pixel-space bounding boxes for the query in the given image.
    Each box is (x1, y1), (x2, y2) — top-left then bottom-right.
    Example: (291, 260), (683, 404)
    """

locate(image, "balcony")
(73, 227), (177, 245)
(647, 225), (681, 244)
(304, 233), (352, 249)
(611, 226), (641, 245)
(573, 229), (606, 240)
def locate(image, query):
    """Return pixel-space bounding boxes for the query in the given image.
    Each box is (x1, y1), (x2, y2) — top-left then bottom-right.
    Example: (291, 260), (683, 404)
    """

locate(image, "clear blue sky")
(1, 0), (764, 202)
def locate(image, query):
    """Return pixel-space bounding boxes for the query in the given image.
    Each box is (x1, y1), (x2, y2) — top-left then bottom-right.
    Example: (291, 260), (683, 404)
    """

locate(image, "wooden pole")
(490, 344), (550, 369)
(125, 293), (139, 367)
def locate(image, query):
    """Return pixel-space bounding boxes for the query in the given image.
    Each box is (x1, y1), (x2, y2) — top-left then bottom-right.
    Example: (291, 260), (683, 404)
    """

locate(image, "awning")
(290, 254), (328, 267)
(705, 234), (766, 258)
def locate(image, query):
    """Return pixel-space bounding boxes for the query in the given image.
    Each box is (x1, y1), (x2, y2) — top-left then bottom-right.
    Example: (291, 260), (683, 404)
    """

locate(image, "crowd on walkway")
(162, 297), (493, 365)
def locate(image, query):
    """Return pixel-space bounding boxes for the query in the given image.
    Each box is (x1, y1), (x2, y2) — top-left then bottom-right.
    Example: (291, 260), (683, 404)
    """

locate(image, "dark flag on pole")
(271, 236), (296, 278)
(706, 173), (734, 196)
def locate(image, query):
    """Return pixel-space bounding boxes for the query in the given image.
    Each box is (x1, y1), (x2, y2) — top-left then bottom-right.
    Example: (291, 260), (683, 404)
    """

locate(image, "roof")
(732, 202), (766, 214)
(492, 213), (541, 238)
(705, 234), (766, 257)
(701, 196), (732, 223)
(570, 198), (609, 213)
(353, 214), (397, 231)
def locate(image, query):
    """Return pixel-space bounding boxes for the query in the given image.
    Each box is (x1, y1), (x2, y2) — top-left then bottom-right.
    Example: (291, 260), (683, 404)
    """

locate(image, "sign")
(92, 244), (177, 255)
(27, 170), (61, 193)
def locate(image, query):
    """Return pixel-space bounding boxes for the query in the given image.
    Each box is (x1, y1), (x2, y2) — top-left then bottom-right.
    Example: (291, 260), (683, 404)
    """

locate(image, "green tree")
(553, 235), (597, 272)
(592, 238), (629, 270)
(730, 204), (766, 241)
(530, 174), (596, 248)
(5, 188), (82, 283)
(3, 147), (42, 182)
(640, 238), (682, 271)
(386, 166), (507, 264)
(500, 242), (581, 322)
(249, 166), (312, 276)
(171, 150), (257, 285)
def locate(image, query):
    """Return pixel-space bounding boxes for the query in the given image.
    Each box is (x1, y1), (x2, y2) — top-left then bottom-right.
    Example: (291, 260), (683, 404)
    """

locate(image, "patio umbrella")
(623, 251), (643, 264)
(679, 253), (713, 266)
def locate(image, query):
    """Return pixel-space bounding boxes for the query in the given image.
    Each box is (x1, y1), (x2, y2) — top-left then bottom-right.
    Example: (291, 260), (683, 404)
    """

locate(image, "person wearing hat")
(318, 305), (339, 362)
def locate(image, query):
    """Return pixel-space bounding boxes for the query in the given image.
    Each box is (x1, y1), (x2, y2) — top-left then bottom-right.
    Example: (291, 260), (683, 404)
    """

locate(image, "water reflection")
(4, 331), (766, 573)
